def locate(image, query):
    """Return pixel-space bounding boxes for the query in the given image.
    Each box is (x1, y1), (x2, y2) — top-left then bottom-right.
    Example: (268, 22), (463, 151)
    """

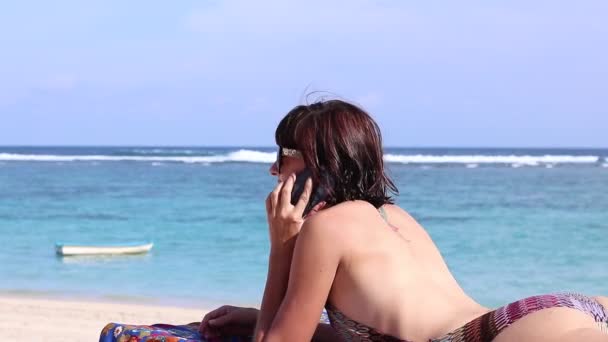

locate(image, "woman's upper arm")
(265, 216), (342, 341)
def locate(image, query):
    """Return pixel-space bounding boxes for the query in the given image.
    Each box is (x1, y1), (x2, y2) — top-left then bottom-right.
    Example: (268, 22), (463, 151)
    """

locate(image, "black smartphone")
(290, 168), (330, 217)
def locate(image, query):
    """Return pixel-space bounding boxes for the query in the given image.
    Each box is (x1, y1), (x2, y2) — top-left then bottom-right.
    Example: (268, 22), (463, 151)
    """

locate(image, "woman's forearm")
(253, 246), (294, 342)
(252, 309), (339, 342)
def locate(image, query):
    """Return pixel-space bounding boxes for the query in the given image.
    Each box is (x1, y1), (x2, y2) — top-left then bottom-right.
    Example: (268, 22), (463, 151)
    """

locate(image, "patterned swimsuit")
(326, 292), (608, 342)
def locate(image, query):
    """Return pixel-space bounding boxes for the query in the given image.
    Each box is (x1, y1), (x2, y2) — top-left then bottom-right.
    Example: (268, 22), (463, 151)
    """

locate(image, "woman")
(200, 100), (608, 341)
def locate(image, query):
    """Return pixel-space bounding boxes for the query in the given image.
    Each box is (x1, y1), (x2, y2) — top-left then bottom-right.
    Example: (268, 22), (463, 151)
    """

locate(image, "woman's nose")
(269, 161), (279, 176)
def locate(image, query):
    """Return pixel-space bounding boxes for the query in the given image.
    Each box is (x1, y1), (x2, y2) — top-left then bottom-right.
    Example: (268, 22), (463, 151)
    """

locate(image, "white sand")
(0, 295), (211, 342)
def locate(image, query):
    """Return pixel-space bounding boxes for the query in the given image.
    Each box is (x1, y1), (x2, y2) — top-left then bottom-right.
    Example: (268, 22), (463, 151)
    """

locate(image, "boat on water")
(55, 241), (154, 256)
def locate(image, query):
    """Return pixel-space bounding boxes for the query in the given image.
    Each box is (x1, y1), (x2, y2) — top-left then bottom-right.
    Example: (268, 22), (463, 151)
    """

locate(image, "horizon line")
(0, 144), (607, 150)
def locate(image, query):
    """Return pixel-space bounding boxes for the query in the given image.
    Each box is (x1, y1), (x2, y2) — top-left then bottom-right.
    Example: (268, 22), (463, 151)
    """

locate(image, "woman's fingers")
(200, 307), (258, 338)
(204, 324), (251, 339)
(279, 173), (297, 212)
(267, 173), (312, 220)
(265, 194), (274, 219)
(201, 306), (227, 325)
(207, 310), (235, 327)
(268, 180), (284, 217)
(293, 177), (312, 216)
(215, 324), (255, 337)
(200, 305), (231, 333)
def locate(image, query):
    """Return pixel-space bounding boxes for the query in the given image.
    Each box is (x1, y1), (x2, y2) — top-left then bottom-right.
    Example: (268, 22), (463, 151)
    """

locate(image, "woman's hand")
(265, 173), (313, 252)
(199, 305), (259, 339)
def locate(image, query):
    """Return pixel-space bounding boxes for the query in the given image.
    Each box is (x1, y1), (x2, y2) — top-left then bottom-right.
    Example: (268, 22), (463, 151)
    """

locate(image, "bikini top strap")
(378, 206), (388, 223)
(378, 206), (400, 233)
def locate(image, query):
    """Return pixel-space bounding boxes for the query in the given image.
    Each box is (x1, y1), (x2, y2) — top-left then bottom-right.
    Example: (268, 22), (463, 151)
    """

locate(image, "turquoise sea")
(0, 147), (606, 309)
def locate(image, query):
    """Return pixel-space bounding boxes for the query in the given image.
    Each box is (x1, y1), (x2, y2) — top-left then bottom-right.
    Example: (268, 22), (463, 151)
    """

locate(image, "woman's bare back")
(318, 201), (608, 341)
(320, 200), (489, 340)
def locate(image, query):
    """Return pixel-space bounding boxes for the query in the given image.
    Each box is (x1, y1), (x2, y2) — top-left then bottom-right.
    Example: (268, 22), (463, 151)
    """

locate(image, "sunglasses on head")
(276, 147), (303, 172)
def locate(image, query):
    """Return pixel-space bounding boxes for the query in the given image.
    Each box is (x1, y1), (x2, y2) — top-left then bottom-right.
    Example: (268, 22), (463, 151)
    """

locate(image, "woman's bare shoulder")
(310, 201), (415, 221)
(383, 203), (418, 220)
(302, 201), (368, 232)
(314, 200), (372, 219)
(305, 201), (421, 231)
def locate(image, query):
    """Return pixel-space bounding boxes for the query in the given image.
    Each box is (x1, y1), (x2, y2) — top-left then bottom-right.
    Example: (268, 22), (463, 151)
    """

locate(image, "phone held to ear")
(290, 168), (330, 217)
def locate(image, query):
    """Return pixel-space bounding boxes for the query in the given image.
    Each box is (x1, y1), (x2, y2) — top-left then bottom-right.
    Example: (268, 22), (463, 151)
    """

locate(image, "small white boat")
(55, 241), (154, 256)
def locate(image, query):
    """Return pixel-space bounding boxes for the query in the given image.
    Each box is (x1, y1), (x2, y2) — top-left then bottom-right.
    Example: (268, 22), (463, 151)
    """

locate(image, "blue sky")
(1, 1), (606, 147)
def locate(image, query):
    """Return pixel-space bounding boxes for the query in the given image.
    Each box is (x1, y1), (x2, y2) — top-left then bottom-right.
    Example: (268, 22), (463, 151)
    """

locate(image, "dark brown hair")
(275, 99), (398, 208)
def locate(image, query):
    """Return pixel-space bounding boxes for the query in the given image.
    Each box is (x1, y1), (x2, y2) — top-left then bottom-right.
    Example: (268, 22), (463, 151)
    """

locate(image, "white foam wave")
(0, 149), (277, 164)
(0, 151), (601, 166)
(602, 163), (608, 168)
(131, 149), (196, 155)
(384, 154), (599, 165)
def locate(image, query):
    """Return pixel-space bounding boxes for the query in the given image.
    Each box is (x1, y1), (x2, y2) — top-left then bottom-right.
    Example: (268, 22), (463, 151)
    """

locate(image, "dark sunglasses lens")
(276, 148), (281, 171)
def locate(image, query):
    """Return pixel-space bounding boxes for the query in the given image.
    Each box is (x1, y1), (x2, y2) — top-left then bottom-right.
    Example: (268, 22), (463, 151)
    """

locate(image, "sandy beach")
(0, 295), (210, 342)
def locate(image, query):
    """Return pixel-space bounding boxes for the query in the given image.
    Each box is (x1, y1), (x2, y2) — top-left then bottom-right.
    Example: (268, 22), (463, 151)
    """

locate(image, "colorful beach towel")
(100, 311), (330, 341)
(99, 322), (248, 342)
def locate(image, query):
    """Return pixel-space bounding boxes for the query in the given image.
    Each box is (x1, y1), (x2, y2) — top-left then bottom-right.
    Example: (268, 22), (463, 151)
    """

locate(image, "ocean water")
(0, 147), (607, 309)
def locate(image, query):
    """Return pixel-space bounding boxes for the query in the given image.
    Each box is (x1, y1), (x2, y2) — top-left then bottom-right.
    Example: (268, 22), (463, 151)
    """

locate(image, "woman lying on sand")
(199, 99), (608, 342)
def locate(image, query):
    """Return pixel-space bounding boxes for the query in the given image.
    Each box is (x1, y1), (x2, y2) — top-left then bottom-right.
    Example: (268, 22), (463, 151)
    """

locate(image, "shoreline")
(0, 293), (215, 342)
(0, 288), (260, 310)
